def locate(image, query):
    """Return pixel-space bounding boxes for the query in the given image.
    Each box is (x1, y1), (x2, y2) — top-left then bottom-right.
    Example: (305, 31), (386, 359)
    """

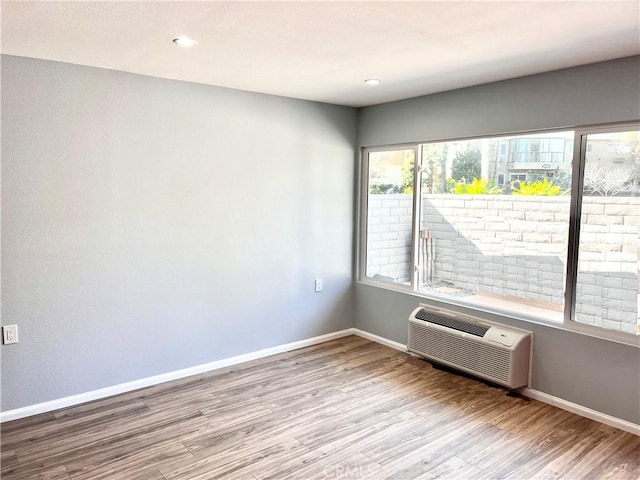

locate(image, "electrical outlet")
(2, 325), (18, 345)
(315, 278), (323, 292)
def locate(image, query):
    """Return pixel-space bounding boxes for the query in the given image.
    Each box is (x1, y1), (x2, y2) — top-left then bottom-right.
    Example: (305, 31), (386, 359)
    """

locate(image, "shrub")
(453, 178), (503, 195)
(512, 177), (566, 196)
(446, 178), (456, 193)
(370, 183), (401, 194)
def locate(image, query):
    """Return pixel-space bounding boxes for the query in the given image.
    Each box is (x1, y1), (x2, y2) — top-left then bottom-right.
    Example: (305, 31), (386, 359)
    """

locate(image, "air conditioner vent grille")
(414, 309), (489, 337)
(409, 322), (511, 383)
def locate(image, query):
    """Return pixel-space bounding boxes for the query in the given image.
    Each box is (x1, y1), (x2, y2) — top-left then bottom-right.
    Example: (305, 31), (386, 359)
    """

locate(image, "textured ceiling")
(2, 1), (639, 107)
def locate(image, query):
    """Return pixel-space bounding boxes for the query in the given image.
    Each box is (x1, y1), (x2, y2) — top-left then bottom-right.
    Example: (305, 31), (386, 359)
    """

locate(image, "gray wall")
(356, 55), (640, 424)
(359, 56), (640, 146)
(1, 56), (356, 411)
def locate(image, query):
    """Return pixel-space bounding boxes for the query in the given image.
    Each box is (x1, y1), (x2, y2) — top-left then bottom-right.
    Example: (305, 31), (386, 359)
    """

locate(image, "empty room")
(1, 1), (639, 479)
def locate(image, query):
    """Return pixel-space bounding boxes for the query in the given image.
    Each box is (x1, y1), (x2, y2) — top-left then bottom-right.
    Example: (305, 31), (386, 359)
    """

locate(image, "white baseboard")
(353, 328), (407, 352)
(353, 328), (639, 436)
(5, 327), (638, 436)
(522, 388), (640, 436)
(0, 328), (354, 423)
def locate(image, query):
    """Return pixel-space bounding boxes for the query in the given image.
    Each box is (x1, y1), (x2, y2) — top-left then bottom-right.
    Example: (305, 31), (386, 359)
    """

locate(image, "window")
(418, 133), (572, 322)
(573, 128), (640, 335)
(364, 147), (416, 285)
(509, 173), (527, 184)
(360, 124), (639, 342)
(508, 137), (566, 164)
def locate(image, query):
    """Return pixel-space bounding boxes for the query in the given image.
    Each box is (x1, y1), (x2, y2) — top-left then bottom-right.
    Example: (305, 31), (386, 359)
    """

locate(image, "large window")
(360, 125), (639, 342)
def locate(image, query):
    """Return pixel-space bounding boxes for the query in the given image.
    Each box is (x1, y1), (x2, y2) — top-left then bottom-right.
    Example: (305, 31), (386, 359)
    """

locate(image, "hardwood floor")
(1, 335), (638, 479)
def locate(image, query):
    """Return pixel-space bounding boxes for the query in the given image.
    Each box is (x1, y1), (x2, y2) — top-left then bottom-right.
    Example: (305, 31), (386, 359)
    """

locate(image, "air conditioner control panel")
(485, 327), (519, 347)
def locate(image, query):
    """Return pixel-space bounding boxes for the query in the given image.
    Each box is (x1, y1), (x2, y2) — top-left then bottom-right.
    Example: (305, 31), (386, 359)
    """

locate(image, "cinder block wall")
(365, 193), (639, 333)
(366, 195), (414, 282)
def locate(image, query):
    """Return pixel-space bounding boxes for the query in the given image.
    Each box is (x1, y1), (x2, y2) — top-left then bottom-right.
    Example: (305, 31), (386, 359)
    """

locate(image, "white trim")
(0, 328), (354, 423)
(522, 388), (640, 436)
(353, 328), (407, 352)
(5, 327), (637, 436)
(353, 327), (639, 436)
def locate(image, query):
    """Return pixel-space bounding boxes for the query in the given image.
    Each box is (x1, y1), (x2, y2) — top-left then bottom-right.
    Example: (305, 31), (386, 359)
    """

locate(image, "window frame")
(358, 144), (420, 290)
(358, 123), (640, 348)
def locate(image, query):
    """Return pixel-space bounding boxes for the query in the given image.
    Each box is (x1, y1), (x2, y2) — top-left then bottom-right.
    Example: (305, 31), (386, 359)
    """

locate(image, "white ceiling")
(2, 1), (639, 107)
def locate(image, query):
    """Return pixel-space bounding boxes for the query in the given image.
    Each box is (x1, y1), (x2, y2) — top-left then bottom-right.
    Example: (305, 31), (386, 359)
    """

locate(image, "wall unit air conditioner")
(408, 304), (532, 389)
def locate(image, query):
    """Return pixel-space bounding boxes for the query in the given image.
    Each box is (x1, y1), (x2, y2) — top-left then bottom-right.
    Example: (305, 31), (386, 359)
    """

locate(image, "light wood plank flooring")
(1, 335), (639, 479)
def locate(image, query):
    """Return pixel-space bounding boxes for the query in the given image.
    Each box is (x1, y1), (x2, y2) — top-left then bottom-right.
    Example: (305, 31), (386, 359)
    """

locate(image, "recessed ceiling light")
(173, 37), (198, 48)
(364, 79), (381, 86)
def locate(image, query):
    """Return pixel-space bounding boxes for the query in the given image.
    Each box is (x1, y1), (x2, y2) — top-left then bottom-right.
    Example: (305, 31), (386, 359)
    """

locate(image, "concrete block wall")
(575, 197), (639, 333)
(366, 194), (413, 283)
(420, 195), (568, 308)
(366, 193), (639, 333)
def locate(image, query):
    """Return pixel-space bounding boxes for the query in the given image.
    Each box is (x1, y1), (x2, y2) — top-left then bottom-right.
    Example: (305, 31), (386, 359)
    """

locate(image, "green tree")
(400, 150), (416, 194)
(400, 160), (414, 194)
(421, 144), (448, 193)
(451, 149), (481, 183)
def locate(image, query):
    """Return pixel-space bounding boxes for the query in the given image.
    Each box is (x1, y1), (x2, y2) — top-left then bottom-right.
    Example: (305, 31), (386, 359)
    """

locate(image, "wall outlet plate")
(315, 278), (323, 292)
(2, 325), (18, 344)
